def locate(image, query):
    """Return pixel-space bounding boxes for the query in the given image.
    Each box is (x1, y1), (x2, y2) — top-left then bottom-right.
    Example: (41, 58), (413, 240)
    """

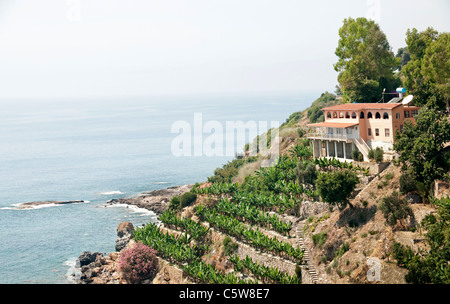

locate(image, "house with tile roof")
(306, 100), (420, 161)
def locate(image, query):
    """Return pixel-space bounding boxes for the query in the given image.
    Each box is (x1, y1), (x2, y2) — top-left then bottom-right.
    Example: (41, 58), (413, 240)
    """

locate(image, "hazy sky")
(0, 0), (448, 101)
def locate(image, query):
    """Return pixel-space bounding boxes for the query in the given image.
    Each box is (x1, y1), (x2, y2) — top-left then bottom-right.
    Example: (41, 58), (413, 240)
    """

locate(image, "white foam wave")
(98, 191), (124, 195)
(9, 202), (61, 210)
(105, 203), (156, 216)
(64, 257), (81, 284)
(1, 200), (89, 211)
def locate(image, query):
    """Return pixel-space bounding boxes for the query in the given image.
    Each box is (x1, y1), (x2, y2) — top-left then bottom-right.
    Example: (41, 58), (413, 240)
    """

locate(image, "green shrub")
(282, 111), (304, 128)
(399, 172), (417, 194)
(378, 191), (413, 226)
(294, 161), (317, 185)
(384, 173), (394, 181)
(368, 147), (384, 162)
(169, 196), (181, 210)
(312, 231), (327, 248)
(169, 192), (198, 210)
(315, 169), (359, 208)
(180, 192), (197, 208)
(392, 241), (413, 267)
(352, 149), (362, 161)
(336, 242), (350, 257)
(307, 105), (324, 123)
(374, 147), (384, 162)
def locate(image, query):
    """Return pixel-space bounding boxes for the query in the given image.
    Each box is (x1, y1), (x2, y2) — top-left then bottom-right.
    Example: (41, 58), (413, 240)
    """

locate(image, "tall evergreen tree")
(402, 28), (449, 111)
(334, 17), (399, 103)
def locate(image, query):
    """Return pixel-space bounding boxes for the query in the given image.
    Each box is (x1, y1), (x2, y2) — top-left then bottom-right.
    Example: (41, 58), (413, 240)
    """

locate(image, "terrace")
(306, 122), (360, 142)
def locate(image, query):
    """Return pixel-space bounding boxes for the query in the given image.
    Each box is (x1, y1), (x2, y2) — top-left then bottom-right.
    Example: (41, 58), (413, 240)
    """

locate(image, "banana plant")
(196, 205), (303, 263)
(228, 254), (301, 284)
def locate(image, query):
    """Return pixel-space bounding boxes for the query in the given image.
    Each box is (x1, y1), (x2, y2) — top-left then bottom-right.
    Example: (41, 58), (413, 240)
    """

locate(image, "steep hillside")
(84, 92), (445, 285)
(301, 163), (437, 283)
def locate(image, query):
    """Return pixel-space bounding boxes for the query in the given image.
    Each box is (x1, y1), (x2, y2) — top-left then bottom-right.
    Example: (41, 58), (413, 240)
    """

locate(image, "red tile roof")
(322, 103), (402, 111)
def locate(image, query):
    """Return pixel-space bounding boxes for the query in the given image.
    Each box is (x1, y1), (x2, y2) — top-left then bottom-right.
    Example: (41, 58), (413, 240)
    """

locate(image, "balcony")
(306, 122), (359, 142)
(307, 131), (358, 142)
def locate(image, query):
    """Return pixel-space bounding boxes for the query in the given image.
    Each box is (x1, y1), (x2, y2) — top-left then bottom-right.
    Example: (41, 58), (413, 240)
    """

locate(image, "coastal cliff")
(74, 91), (449, 285)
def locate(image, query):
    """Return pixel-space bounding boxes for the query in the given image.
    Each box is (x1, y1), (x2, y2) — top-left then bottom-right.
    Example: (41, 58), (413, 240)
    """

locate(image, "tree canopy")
(402, 28), (449, 111)
(393, 197), (450, 283)
(334, 17), (399, 103)
(393, 108), (450, 195)
(315, 169), (359, 209)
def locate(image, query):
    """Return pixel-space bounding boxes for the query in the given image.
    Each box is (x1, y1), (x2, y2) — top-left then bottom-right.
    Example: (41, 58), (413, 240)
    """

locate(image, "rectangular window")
(368, 128), (372, 136)
(411, 110), (418, 117)
(375, 128), (379, 136)
(385, 128), (390, 137)
(346, 128), (352, 135)
(400, 125), (404, 132)
(404, 111), (410, 118)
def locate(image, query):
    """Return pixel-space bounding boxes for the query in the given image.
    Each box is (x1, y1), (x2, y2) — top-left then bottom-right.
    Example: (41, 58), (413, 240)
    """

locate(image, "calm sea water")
(0, 92), (315, 283)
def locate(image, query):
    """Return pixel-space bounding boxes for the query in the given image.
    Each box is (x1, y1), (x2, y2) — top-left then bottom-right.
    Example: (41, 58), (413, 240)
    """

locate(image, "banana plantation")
(130, 150), (366, 284)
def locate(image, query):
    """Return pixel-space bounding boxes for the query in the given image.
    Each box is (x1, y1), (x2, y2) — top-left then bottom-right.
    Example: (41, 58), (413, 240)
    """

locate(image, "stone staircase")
(295, 223), (319, 284)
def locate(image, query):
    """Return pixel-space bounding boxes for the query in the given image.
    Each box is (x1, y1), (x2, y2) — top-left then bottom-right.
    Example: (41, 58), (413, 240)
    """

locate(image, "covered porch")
(306, 121), (360, 161)
(311, 139), (355, 160)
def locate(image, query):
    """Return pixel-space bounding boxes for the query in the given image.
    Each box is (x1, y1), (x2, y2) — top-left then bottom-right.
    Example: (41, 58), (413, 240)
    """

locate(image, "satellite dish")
(402, 95), (414, 105)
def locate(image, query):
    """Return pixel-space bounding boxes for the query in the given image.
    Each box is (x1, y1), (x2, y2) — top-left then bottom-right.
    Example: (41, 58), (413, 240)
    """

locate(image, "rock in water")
(78, 251), (103, 267)
(116, 222), (134, 251)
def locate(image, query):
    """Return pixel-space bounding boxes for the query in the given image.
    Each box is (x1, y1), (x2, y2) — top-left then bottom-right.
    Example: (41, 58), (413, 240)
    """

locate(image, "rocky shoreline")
(73, 184), (194, 284)
(106, 184), (194, 215)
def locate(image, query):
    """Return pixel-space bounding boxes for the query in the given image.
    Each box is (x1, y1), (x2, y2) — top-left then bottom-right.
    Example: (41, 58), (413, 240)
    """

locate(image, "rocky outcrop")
(14, 200), (86, 209)
(75, 251), (126, 284)
(106, 184), (193, 215)
(78, 251), (104, 267)
(115, 222), (134, 251)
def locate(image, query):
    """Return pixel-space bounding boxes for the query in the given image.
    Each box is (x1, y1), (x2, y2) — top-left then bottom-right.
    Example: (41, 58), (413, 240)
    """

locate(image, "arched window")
(367, 112), (373, 119)
(360, 112), (365, 119)
(339, 112), (344, 118)
(352, 112), (357, 119)
(383, 112), (389, 119)
(395, 112), (400, 119)
(375, 112), (381, 119)
(333, 112), (337, 118)
(345, 112), (350, 119)
(327, 112), (332, 119)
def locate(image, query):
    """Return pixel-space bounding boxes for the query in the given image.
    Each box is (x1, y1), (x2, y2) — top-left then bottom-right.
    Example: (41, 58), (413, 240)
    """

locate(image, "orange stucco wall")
(324, 105), (419, 144)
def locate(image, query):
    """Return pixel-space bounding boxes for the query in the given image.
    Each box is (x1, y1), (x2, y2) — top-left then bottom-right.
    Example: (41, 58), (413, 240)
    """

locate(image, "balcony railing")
(306, 131), (358, 141)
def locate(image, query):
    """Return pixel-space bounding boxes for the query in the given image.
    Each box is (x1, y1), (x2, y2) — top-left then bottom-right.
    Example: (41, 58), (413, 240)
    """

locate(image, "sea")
(0, 92), (316, 283)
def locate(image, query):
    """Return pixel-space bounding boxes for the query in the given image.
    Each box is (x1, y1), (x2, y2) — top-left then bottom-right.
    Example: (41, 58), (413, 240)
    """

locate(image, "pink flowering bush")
(118, 243), (159, 283)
